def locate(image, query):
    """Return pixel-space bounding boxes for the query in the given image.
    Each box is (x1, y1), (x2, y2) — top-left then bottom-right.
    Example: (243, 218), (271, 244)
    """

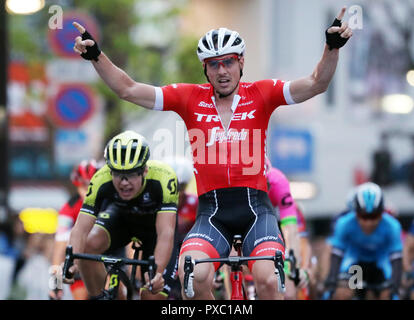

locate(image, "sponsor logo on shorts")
(254, 235), (279, 247)
(187, 233), (213, 242)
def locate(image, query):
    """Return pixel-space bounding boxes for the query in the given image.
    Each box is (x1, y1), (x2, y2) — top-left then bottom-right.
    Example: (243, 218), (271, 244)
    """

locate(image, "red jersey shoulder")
(162, 83), (212, 113)
(252, 79), (288, 108)
(59, 194), (83, 219)
(163, 83), (210, 94)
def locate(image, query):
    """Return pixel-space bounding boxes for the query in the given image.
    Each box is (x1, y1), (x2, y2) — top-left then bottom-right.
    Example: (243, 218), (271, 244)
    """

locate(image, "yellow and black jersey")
(79, 160), (179, 218)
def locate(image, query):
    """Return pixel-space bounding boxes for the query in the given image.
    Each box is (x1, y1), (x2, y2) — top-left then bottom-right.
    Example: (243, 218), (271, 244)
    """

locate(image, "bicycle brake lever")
(274, 251), (286, 293)
(148, 256), (156, 292)
(63, 246), (74, 279)
(288, 249), (300, 286)
(183, 256), (195, 298)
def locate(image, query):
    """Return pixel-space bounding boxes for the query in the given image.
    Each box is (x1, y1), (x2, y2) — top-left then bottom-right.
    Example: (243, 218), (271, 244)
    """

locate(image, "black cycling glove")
(325, 18), (349, 50)
(80, 30), (101, 62)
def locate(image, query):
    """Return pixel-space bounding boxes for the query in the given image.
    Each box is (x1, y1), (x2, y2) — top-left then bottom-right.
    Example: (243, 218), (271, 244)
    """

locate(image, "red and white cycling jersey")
(55, 194), (83, 242)
(154, 80), (295, 196)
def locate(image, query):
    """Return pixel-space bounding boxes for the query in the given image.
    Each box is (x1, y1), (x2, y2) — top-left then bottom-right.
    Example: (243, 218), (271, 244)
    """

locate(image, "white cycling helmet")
(354, 182), (384, 218)
(197, 27), (246, 62)
(163, 156), (194, 187)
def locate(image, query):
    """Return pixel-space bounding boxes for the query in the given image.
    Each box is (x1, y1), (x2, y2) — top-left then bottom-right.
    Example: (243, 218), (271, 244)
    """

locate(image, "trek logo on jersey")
(194, 110), (256, 122)
(206, 127), (248, 146)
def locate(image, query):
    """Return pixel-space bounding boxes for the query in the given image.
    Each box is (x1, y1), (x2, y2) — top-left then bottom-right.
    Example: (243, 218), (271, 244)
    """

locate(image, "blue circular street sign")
(50, 85), (95, 128)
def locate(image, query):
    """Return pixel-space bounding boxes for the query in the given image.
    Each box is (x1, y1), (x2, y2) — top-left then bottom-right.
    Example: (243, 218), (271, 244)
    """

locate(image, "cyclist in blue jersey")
(323, 182), (403, 300)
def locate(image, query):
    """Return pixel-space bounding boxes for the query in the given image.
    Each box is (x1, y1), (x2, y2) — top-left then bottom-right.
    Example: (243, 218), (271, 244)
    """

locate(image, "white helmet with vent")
(197, 27), (245, 62)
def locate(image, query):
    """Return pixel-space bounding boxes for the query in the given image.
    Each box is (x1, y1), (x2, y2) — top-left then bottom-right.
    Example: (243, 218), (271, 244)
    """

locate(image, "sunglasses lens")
(207, 60), (219, 68)
(206, 55), (238, 69)
(358, 213), (380, 220)
(112, 170), (142, 179)
(223, 58), (235, 67)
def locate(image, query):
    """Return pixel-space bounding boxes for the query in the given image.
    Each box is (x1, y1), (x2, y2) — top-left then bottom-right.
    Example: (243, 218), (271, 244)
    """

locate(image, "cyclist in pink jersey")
(265, 159), (310, 299)
(72, 6), (352, 300)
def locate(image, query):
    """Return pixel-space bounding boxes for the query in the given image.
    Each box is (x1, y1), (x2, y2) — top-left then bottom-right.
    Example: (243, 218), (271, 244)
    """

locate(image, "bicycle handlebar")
(183, 251), (286, 298)
(63, 245), (157, 289)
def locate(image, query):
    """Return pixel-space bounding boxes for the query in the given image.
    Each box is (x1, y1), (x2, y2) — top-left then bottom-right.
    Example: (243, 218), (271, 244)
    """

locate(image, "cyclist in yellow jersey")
(64, 131), (179, 300)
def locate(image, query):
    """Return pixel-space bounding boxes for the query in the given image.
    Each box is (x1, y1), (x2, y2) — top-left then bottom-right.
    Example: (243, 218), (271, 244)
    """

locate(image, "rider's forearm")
(325, 250), (343, 287)
(311, 45), (339, 93)
(299, 237), (312, 270)
(153, 231), (174, 274)
(91, 52), (136, 100)
(390, 256), (403, 293)
(68, 225), (88, 256)
(403, 235), (414, 271)
(51, 241), (67, 266)
(281, 223), (300, 264)
(289, 45), (339, 103)
(91, 52), (156, 108)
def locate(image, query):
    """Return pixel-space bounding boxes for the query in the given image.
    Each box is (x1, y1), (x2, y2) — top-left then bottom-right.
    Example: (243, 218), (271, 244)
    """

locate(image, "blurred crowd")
(0, 214), (58, 299)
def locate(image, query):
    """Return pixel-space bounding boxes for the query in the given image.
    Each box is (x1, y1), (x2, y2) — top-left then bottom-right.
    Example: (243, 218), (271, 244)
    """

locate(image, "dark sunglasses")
(111, 169), (144, 180)
(357, 213), (382, 220)
(204, 54), (240, 70)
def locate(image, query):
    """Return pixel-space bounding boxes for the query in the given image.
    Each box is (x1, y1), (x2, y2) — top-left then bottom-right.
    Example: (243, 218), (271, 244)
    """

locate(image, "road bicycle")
(63, 241), (156, 300)
(183, 234), (285, 300)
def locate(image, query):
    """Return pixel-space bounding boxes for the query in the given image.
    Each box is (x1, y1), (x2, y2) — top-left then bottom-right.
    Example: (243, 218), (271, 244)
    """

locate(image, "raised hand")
(72, 21), (101, 61)
(326, 7), (353, 50)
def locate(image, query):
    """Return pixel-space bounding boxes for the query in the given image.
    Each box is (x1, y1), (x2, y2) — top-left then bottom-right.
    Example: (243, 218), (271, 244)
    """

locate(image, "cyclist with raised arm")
(49, 159), (99, 300)
(323, 182), (403, 300)
(64, 131), (179, 300)
(265, 158), (310, 299)
(72, 6), (352, 299)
